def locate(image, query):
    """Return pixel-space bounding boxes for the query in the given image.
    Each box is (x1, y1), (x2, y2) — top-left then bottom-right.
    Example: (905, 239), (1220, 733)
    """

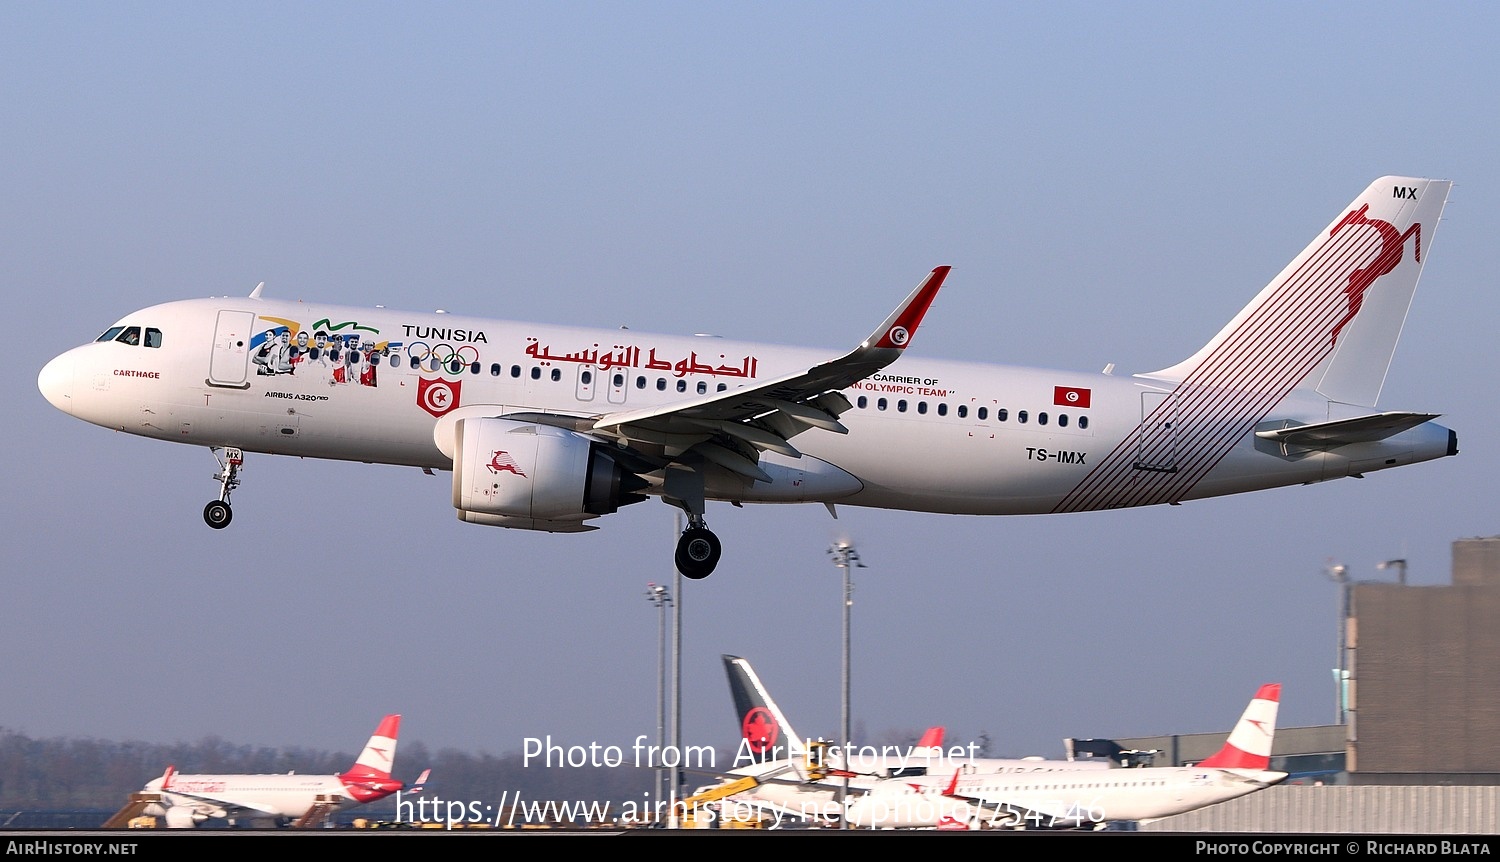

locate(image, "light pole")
(827, 541), (864, 829)
(1324, 563), (1350, 725)
(646, 581), (672, 822)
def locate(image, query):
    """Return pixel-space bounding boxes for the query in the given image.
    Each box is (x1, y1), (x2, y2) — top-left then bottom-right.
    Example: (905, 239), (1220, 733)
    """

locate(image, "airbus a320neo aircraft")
(38, 177), (1454, 578)
(136, 714), (419, 828)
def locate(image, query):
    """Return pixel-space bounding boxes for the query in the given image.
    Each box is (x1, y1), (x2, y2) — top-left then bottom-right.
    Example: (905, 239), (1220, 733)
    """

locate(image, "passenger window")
(1038, 412), (1048, 425)
(977, 407), (988, 420)
(696, 381), (707, 394)
(857, 396), (868, 409)
(958, 405), (968, 418)
(717, 383), (727, 392)
(1078, 416), (1089, 430)
(997, 409), (1008, 422)
(1018, 410), (1029, 423)
(677, 380), (687, 392)
(636, 376), (646, 389)
(897, 400), (907, 413)
(878, 398), (888, 411)
(511, 365), (522, 378)
(657, 378), (667, 391)
(550, 369), (561, 381)
(1058, 414), (1069, 428)
(491, 363), (502, 376)
(581, 371), (593, 385)
(470, 362), (481, 374)
(612, 373), (624, 387)
(145, 328), (163, 348)
(917, 402), (927, 414)
(937, 403), (947, 416)
(531, 367), (542, 380)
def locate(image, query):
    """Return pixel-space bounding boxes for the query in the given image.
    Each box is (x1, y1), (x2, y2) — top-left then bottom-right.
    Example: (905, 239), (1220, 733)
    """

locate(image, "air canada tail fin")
(342, 714), (400, 780)
(723, 655), (806, 758)
(1145, 177), (1451, 408)
(1197, 684), (1280, 770)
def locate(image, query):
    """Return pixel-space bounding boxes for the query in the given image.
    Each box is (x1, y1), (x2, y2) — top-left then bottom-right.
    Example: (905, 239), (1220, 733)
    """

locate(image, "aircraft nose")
(38, 351), (76, 415)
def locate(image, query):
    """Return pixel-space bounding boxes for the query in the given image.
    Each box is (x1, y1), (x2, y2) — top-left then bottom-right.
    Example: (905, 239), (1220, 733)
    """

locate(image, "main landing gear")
(674, 516), (722, 580)
(204, 447), (243, 529)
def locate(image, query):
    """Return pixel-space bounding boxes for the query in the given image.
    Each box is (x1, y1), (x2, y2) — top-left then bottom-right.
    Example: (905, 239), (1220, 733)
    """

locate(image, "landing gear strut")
(204, 447), (243, 529)
(674, 516), (721, 580)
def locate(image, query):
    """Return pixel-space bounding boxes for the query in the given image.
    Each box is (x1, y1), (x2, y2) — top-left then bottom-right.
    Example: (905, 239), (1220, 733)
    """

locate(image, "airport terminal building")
(1097, 537), (1500, 832)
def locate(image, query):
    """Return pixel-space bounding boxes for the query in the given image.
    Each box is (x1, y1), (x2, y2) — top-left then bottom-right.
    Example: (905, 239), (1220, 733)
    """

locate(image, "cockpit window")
(145, 328), (163, 348)
(96, 327), (125, 343)
(115, 326), (142, 346)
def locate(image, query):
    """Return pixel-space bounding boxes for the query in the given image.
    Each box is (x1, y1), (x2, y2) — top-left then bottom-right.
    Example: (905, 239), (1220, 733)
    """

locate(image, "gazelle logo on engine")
(488, 450), (526, 477)
(416, 377), (461, 417)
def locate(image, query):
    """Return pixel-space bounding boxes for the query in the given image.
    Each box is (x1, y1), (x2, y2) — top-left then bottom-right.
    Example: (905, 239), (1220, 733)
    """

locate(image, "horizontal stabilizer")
(1254, 412), (1440, 448)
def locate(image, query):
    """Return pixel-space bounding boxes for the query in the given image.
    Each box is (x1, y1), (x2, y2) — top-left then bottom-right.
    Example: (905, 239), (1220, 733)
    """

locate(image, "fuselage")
(842, 764), (1287, 829)
(38, 295), (1455, 517)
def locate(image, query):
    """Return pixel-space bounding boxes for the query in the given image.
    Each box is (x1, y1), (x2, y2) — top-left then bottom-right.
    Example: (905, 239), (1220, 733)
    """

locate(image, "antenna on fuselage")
(249, 282), (265, 299)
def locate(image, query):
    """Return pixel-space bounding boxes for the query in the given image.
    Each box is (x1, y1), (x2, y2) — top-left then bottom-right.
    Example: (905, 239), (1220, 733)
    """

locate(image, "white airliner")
(709, 654), (1107, 820)
(139, 714), (417, 828)
(37, 177), (1454, 578)
(841, 684), (1284, 830)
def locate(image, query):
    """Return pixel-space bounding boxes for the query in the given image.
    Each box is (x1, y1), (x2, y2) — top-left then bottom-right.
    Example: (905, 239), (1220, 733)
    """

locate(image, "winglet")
(249, 282), (265, 299)
(1197, 684), (1281, 770)
(864, 266), (949, 350)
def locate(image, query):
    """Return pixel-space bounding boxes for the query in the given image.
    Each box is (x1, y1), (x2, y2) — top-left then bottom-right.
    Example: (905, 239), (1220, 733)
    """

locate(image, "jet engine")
(161, 805), (209, 828)
(452, 417), (649, 528)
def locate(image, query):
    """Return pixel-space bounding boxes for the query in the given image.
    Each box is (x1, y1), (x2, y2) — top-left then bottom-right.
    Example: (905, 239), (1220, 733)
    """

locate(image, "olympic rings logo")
(403, 342), (480, 375)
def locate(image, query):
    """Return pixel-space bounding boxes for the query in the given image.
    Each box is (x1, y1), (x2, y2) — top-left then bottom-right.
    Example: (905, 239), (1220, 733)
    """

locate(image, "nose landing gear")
(204, 447), (243, 529)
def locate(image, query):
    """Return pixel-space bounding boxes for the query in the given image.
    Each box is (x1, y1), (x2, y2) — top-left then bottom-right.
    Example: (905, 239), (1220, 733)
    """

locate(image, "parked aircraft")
(709, 654), (1106, 819)
(139, 714), (416, 828)
(841, 684), (1284, 829)
(38, 177), (1454, 578)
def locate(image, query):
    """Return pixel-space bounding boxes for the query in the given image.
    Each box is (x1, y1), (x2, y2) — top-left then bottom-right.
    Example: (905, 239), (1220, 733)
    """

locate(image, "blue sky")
(4, 2), (1498, 773)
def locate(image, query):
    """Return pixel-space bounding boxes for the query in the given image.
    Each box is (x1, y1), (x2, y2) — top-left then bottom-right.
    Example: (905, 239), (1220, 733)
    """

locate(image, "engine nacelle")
(452, 417), (648, 524)
(163, 805), (209, 828)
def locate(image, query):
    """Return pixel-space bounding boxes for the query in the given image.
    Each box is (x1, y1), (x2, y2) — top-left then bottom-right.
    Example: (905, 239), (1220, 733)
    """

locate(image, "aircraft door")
(208, 310), (256, 388)
(575, 366), (596, 402)
(1133, 391), (1178, 473)
(606, 369), (628, 404)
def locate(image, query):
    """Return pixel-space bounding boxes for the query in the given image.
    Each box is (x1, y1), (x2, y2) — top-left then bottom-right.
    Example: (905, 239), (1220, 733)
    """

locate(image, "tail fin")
(914, 726), (945, 750)
(343, 714), (400, 779)
(1197, 684), (1280, 769)
(1145, 177), (1451, 407)
(723, 655), (806, 757)
(408, 768), (431, 793)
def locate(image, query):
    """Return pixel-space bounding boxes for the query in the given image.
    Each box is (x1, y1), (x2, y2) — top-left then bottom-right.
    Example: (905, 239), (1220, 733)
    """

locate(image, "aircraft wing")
(1254, 411), (1441, 448)
(590, 267), (949, 479)
(163, 788), (280, 818)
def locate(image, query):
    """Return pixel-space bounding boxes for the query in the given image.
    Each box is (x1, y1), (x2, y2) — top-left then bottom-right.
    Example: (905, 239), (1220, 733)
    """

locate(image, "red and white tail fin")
(1198, 684), (1280, 770)
(1144, 178), (1450, 408)
(915, 727), (944, 749)
(161, 765), (176, 791)
(344, 714), (400, 779)
(408, 768), (431, 793)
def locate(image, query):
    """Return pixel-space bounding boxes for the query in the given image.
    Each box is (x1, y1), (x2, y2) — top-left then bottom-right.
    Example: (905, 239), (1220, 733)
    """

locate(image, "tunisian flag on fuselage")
(1053, 386), (1091, 408)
